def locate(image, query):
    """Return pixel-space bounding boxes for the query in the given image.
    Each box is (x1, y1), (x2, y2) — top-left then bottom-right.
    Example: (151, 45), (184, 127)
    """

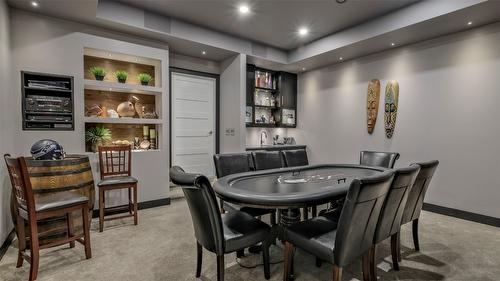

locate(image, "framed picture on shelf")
(245, 106), (253, 124)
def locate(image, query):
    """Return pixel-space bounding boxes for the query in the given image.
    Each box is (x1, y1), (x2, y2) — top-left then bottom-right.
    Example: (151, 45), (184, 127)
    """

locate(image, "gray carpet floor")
(1, 198), (499, 281)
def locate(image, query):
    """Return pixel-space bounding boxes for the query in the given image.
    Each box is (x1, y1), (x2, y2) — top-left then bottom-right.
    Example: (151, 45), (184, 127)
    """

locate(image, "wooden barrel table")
(10, 155), (95, 245)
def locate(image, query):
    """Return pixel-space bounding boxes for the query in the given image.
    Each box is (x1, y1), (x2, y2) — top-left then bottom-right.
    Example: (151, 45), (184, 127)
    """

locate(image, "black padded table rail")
(214, 164), (387, 209)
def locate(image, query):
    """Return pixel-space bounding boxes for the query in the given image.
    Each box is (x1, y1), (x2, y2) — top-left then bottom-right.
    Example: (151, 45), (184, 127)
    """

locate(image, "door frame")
(169, 67), (220, 168)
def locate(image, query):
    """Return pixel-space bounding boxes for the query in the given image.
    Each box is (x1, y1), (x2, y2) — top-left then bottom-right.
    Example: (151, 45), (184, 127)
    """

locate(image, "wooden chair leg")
(196, 242), (202, 278)
(412, 219), (420, 251)
(128, 187), (132, 214)
(311, 205), (317, 217)
(67, 212), (75, 248)
(217, 254), (225, 281)
(28, 222), (39, 281)
(16, 215), (26, 268)
(369, 245), (376, 281)
(99, 188), (104, 232)
(82, 207), (92, 259)
(332, 265), (342, 281)
(133, 184), (138, 225)
(397, 231), (402, 262)
(390, 234), (400, 271)
(262, 239), (271, 280)
(283, 242), (294, 281)
(270, 211), (276, 226)
(362, 253), (370, 281)
(220, 199), (225, 214)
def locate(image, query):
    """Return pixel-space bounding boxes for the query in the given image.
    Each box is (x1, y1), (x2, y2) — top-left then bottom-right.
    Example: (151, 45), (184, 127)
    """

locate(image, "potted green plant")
(137, 73), (153, 86)
(89, 67), (107, 81)
(85, 126), (112, 152)
(115, 70), (128, 83)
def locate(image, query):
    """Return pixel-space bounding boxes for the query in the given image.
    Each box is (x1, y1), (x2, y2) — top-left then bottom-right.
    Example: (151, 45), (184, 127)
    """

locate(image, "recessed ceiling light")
(339, 57), (343, 61)
(238, 4), (250, 14)
(298, 27), (309, 36)
(302, 67), (306, 71)
(202, 51), (206, 55)
(391, 43), (395, 46)
(31, 1), (38, 7)
(467, 21), (473, 26)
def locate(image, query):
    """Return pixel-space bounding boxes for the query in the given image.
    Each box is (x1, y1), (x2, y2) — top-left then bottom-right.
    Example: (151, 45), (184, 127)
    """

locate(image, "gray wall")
(0, 0), (13, 246)
(169, 53), (221, 74)
(219, 54), (246, 153)
(289, 22), (500, 219)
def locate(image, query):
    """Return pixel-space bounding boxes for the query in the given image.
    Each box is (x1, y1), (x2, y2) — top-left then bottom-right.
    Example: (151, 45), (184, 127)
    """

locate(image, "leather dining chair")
(213, 153), (276, 257)
(283, 170), (395, 281)
(4, 155), (91, 281)
(281, 149), (308, 167)
(359, 150), (400, 169)
(169, 166), (272, 281)
(281, 149), (317, 220)
(251, 151), (283, 170)
(399, 160), (439, 258)
(369, 165), (420, 280)
(213, 153), (275, 220)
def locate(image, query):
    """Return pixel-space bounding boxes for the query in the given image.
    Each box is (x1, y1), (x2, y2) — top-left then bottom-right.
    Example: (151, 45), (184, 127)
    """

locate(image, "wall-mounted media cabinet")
(21, 71), (75, 131)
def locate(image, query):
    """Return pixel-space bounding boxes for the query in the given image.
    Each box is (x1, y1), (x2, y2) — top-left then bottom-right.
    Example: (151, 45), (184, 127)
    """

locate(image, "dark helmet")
(30, 139), (65, 160)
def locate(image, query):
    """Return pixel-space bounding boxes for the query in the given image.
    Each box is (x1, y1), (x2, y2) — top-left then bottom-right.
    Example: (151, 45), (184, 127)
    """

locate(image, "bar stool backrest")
(98, 145), (132, 179)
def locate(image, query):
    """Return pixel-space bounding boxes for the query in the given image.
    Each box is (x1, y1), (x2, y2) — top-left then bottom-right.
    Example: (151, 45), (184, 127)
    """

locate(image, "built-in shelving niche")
(85, 123), (159, 153)
(83, 47), (164, 153)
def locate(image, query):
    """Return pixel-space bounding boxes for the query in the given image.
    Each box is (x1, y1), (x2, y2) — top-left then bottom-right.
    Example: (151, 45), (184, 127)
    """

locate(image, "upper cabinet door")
(246, 65), (256, 105)
(279, 72), (297, 108)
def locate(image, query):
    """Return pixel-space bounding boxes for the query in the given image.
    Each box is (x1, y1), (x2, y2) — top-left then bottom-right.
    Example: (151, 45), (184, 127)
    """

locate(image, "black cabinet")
(278, 72), (297, 108)
(246, 64), (297, 128)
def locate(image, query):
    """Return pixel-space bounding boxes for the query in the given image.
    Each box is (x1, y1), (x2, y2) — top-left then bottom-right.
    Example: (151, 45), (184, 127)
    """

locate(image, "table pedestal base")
(280, 208), (301, 227)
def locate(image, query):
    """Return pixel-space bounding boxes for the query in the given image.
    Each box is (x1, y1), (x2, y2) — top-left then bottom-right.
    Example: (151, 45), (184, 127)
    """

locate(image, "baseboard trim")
(0, 229), (16, 261)
(92, 197), (171, 218)
(423, 203), (500, 227)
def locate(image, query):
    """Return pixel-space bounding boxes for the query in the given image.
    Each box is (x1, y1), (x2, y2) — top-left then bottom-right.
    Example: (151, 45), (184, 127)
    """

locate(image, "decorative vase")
(140, 81), (149, 86)
(95, 74), (104, 81)
(91, 140), (103, 153)
(117, 101), (136, 117)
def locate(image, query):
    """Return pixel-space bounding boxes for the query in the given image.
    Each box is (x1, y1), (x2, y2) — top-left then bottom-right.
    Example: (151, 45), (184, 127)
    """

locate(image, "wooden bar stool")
(4, 154), (92, 281)
(97, 145), (138, 232)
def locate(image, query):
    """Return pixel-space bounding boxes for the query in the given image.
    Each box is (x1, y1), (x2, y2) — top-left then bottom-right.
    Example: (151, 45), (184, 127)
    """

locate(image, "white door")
(171, 72), (216, 177)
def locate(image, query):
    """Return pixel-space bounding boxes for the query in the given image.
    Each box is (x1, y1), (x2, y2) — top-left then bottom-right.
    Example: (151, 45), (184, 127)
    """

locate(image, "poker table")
(213, 164), (387, 225)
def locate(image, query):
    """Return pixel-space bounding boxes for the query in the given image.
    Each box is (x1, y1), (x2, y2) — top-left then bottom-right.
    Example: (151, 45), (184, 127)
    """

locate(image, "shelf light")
(31, 1), (38, 7)
(391, 43), (395, 46)
(467, 21), (473, 26)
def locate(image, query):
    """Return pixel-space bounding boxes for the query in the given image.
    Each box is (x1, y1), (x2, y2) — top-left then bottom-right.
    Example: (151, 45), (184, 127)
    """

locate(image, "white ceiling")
(115, 0), (419, 50)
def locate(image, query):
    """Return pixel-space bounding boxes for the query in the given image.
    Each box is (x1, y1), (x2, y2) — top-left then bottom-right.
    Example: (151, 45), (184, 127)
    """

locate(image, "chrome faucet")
(260, 130), (268, 146)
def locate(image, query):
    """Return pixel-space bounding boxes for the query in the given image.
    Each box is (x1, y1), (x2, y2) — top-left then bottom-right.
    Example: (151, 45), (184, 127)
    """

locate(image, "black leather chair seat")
(285, 216), (339, 263)
(98, 175), (138, 186)
(20, 191), (89, 214)
(223, 211), (271, 253)
(223, 202), (274, 217)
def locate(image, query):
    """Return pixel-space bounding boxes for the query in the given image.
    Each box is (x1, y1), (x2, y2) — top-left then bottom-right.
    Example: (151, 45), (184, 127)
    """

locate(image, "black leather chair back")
(374, 165), (420, 244)
(169, 166), (224, 255)
(360, 151), (400, 168)
(334, 170), (394, 267)
(281, 149), (309, 167)
(213, 153), (254, 178)
(401, 160), (439, 224)
(251, 151), (283, 170)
